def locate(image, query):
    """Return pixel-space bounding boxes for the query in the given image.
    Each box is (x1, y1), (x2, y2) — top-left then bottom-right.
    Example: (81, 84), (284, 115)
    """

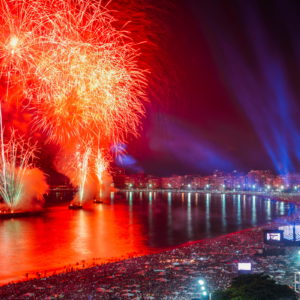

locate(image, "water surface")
(0, 191), (290, 283)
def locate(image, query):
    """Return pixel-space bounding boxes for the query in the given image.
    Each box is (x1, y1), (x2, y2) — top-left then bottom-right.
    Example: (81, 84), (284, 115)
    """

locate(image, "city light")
(199, 280), (204, 285)
(203, 291), (207, 296)
(122, 169), (300, 196)
(201, 286), (205, 290)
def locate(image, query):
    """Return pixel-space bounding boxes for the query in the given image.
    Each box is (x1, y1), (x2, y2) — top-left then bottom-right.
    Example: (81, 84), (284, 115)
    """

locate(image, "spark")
(0, 0), (148, 145)
(68, 141), (92, 206)
(9, 36), (18, 49)
(95, 147), (111, 198)
(0, 106), (37, 212)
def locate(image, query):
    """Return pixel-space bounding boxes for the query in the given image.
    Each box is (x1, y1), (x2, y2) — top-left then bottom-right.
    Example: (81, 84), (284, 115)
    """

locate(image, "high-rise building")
(125, 175), (138, 188)
(247, 170), (264, 188)
(148, 176), (162, 189)
(136, 172), (147, 188)
(191, 176), (201, 189)
(162, 177), (171, 188)
(273, 175), (284, 189)
(113, 167), (126, 188)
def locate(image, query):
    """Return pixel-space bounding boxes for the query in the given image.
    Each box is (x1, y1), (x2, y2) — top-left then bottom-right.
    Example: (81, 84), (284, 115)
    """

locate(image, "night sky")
(122, 0), (300, 176)
(3, 0), (300, 181)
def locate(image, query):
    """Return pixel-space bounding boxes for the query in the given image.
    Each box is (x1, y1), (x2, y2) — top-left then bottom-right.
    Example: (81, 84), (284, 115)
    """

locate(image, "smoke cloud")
(55, 148), (116, 205)
(17, 168), (48, 211)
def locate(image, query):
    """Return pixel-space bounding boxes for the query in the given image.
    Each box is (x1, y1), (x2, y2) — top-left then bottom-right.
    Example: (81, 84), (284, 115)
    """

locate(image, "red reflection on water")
(0, 201), (151, 284)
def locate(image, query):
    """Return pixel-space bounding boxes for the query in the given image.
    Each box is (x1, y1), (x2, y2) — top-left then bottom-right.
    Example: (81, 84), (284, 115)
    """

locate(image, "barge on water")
(93, 197), (103, 204)
(68, 204), (83, 210)
(0, 211), (43, 220)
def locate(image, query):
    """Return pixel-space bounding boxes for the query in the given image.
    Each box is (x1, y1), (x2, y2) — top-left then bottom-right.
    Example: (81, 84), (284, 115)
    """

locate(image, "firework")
(0, 0), (148, 145)
(95, 147), (111, 198)
(0, 106), (37, 212)
(0, 0), (48, 98)
(33, 1), (147, 144)
(68, 141), (92, 206)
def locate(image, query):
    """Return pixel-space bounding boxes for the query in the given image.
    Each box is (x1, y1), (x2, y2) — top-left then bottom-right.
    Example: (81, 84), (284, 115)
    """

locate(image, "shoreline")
(119, 189), (300, 204)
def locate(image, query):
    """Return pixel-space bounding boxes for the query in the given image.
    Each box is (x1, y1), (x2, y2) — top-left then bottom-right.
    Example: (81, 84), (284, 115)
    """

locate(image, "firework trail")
(0, 106), (37, 212)
(68, 141), (92, 206)
(95, 147), (111, 198)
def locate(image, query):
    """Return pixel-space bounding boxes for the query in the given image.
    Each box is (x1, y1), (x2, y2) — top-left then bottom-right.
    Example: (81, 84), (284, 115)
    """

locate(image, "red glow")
(0, 0), (148, 146)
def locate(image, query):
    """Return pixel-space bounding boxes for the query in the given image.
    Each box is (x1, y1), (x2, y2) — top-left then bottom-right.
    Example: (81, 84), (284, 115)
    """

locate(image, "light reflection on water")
(0, 192), (291, 283)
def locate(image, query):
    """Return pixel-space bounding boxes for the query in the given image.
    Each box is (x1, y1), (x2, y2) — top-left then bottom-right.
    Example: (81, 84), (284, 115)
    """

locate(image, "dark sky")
(121, 0), (300, 177)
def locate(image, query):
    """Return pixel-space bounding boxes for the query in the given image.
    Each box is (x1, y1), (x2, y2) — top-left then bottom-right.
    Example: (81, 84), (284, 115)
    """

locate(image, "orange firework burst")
(0, 0), (148, 145)
(0, 0), (43, 96)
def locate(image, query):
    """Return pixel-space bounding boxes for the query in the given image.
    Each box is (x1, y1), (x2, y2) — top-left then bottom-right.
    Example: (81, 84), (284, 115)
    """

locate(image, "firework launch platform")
(93, 200), (103, 204)
(68, 204), (83, 210)
(0, 211), (43, 220)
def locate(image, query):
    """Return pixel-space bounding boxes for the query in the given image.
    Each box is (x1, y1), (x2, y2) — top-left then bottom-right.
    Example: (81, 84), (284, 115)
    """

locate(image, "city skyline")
(113, 167), (300, 191)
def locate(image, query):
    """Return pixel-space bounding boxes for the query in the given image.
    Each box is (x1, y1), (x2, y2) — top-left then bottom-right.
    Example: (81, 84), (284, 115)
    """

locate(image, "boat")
(93, 200), (103, 204)
(68, 203), (83, 210)
(0, 211), (43, 219)
(93, 196), (103, 204)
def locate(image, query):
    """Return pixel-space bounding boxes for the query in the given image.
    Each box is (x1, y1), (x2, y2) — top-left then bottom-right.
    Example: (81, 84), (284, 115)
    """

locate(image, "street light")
(199, 280), (204, 285)
(203, 291), (207, 296)
(188, 184), (191, 188)
(253, 185), (255, 189)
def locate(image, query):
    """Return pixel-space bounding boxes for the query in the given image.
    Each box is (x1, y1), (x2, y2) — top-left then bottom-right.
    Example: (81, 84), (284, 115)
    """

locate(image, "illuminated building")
(148, 176), (162, 189)
(125, 175), (138, 188)
(162, 177), (171, 188)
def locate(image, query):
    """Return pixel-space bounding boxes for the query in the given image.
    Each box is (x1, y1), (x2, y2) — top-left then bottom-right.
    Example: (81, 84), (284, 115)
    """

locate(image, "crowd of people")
(1, 218), (299, 299)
